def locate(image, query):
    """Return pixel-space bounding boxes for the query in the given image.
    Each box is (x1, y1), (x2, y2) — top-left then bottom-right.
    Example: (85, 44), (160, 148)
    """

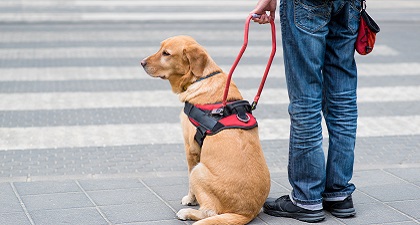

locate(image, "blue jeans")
(280, 0), (361, 210)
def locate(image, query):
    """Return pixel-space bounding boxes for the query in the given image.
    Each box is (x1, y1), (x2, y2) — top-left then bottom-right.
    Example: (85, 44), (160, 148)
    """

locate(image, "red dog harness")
(184, 100), (258, 147)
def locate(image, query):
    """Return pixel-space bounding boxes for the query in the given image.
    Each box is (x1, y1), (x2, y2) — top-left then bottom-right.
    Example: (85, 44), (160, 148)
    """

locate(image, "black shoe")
(323, 195), (356, 218)
(263, 195), (326, 223)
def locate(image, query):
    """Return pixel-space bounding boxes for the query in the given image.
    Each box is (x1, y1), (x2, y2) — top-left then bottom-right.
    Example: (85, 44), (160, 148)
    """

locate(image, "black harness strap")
(184, 100), (257, 147)
(184, 102), (219, 146)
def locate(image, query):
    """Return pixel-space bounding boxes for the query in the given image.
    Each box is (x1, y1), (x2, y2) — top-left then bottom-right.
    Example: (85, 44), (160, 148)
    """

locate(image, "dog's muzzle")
(140, 59), (147, 67)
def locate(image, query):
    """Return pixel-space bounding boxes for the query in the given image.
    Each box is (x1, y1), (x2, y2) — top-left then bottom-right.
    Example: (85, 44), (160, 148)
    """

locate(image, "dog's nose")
(140, 59), (147, 67)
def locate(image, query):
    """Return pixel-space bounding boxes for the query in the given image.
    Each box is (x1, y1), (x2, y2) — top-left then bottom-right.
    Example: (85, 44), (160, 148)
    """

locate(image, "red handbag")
(355, 0), (380, 55)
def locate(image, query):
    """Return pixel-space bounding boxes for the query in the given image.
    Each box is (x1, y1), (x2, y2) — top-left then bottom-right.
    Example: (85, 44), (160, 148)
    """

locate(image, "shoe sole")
(329, 208), (356, 218)
(263, 208), (326, 223)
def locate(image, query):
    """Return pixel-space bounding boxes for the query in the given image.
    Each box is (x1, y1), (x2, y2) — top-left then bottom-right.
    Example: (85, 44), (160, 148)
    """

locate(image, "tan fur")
(141, 35), (270, 225)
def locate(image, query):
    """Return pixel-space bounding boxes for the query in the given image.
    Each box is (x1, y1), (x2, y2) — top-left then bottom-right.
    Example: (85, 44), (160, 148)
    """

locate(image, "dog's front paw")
(181, 194), (198, 206)
(176, 208), (191, 220)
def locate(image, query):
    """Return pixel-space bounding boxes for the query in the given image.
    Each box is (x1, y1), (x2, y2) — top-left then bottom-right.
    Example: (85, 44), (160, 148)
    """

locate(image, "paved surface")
(1, 0), (420, 224)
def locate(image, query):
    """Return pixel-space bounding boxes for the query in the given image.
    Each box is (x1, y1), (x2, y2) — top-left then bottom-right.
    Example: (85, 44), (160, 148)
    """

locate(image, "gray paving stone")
(382, 222), (420, 225)
(270, 175), (293, 192)
(351, 190), (378, 205)
(387, 199), (420, 220)
(141, 176), (189, 187)
(385, 167), (420, 182)
(122, 220), (188, 225)
(87, 188), (160, 206)
(0, 183), (23, 213)
(78, 178), (145, 191)
(358, 183), (420, 202)
(21, 192), (94, 211)
(14, 180), (80, 195)
(0, 212), (31, 225)
(336, 203), (413, 225)
(1, 135), (419, 180)
(151, 184), (189, 202)
(259, 212), (341, 225)
(167, 200), (199, 215)
(248, 216), (271, 224)
(30, 207), (107, 225)
(100, 201), (175, 224)
(351, 169), (403, 187)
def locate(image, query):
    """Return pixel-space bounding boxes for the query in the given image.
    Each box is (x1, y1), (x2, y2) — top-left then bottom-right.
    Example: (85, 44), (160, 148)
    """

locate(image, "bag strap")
(360, 0), (380, 33)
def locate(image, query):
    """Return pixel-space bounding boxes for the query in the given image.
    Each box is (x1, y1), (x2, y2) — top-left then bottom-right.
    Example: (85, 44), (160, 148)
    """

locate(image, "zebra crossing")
(1, 0), (419, 167)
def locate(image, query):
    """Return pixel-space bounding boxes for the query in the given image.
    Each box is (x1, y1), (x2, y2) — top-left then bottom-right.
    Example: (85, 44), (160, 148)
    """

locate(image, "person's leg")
(321, 0), (360, 217)
(281, 0), (331, 209)
(263, 0), (332, 221)
(322, 0), (360, 200)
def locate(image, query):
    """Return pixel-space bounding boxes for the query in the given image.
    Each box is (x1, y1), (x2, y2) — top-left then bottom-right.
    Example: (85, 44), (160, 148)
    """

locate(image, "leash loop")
(222, 14), (276, 110)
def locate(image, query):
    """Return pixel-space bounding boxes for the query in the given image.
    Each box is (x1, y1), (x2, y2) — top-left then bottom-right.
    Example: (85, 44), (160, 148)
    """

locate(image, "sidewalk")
(1, 139), (419, 225)
(1, 169), (420, 225)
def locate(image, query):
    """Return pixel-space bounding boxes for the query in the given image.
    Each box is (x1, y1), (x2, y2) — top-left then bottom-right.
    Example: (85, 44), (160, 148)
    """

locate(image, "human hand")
(250, 0), (277, 24)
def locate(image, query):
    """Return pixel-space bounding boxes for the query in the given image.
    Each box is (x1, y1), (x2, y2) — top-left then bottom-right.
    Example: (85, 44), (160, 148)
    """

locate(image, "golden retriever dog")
(141, 35), (270, 225)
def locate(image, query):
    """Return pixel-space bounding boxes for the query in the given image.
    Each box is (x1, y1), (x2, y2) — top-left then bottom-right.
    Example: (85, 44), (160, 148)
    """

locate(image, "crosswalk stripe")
(0, 62), (418, 81)
(0, 0), (256, 7)
(1, 115), (419, 151)
(0, 45), (399, 60)
(0, 86), (419, 111)
(1, 0), (418, 11)
(0, 12), (262, 22)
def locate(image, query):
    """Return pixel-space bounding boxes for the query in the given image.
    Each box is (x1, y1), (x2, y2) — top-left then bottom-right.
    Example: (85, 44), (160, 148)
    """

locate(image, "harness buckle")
(211, 107), (224, 116)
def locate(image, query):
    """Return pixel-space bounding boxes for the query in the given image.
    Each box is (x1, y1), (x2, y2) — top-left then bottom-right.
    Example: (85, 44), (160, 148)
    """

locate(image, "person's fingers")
(260, 14), (270, 24)
(270, 9), (275, 20)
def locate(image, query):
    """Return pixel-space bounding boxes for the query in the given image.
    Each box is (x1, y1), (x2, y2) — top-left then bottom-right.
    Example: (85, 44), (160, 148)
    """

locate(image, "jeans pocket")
(294, 0), (330, 33)
(348, 0), (362, 34)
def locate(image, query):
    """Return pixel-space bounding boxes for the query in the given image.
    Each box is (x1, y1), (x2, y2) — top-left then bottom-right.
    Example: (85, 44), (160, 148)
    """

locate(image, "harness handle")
(222, 14), (276, 110)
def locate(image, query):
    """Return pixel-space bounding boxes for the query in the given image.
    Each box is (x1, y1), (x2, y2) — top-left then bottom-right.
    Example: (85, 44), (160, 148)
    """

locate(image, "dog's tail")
(192, 213), (252, 225)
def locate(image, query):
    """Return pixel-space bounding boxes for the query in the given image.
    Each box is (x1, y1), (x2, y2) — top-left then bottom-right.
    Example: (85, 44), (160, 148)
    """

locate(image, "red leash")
(222, 14), (277, 110)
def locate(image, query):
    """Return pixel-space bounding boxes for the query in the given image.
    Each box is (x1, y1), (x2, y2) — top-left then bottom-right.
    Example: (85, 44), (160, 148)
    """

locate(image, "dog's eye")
(162, 50), (170, 56)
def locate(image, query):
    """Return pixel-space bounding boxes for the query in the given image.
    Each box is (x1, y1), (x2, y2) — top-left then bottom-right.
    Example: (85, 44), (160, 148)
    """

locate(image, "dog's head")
(141, 35), (219, 93)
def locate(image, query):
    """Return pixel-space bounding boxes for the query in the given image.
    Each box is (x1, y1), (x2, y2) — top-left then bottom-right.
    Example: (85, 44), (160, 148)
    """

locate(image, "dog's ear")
(183, 44), (208, 77)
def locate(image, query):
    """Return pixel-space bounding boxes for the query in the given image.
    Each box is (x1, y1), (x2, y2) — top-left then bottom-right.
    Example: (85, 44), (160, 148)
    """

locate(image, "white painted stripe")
(0, 86), (419, 111)
(0, 45), (399, 60)
(0, 62), (418, 81)
(0, 124), (183, 151)
(0, 91), (181, 110)
(0, 46), (281, 60)
(357, 63), (420, 76)
(356, 45), (399, 56)
(259, 115), (420, 140)
(1, 115), (419, 151)
(0, 10), (419, 24)
(1, 0), (418, 9)
(0, 12), (267, 22)
(0, 0), (256, 7)
(0, 30), (252, 42)
(0, 67), (142, 81)
(5, 10), (419, 23)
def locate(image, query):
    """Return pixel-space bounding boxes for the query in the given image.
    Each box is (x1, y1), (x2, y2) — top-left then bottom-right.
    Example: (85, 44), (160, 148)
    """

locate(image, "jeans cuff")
(289, 194), (323, 211)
